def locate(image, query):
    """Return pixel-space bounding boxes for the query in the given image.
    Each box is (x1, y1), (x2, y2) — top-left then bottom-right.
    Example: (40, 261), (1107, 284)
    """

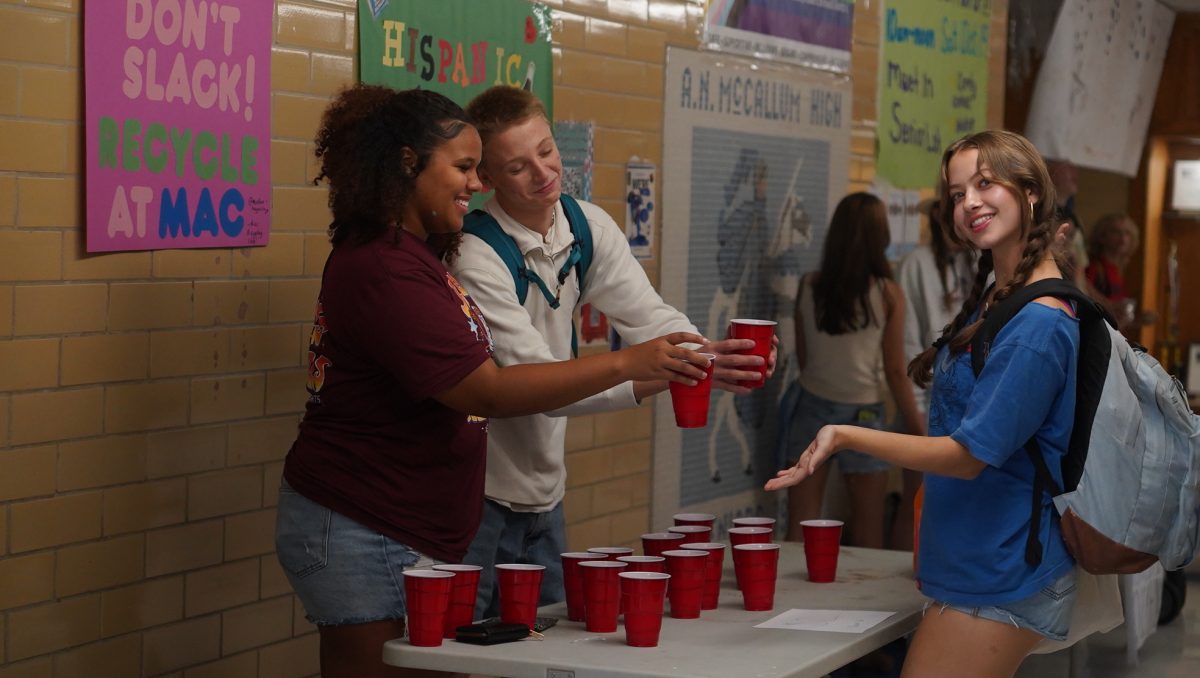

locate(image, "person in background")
(450, 84), (776, 620)
(1045, 158), (1091, 287)
(1085, 212), (1156, 331)
(893, 198), (976, 550)
(782, 192), (926, 548)
(274, 84), (708, 678)
(768, 130), (1080, 676)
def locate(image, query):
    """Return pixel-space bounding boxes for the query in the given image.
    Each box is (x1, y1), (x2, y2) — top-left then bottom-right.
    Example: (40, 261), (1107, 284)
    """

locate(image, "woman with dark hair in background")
(274, 84), (708, 678)
(782, 192), (925, 546)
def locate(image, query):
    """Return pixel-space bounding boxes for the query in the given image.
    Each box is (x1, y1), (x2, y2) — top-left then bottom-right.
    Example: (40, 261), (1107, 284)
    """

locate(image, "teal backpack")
(462, 195), (594, 355)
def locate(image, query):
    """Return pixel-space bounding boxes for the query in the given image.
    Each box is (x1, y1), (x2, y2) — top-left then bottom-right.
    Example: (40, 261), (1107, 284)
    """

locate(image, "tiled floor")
(1017, 569), (1200, 678)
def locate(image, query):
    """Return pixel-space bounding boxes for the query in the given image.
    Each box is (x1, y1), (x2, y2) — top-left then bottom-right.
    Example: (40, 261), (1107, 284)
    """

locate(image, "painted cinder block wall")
(0, 1), (1006, 675)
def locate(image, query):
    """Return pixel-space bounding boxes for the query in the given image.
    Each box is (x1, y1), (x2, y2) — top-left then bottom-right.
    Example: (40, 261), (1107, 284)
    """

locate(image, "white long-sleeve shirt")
(449, 197), (696, 511)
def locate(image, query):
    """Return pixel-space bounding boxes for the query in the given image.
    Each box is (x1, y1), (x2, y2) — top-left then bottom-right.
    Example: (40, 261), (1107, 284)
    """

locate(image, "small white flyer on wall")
(626, 159), (656, 259)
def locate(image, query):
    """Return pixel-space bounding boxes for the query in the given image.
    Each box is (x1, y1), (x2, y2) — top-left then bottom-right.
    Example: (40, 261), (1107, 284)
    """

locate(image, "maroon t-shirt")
(283, 230), (494, 563)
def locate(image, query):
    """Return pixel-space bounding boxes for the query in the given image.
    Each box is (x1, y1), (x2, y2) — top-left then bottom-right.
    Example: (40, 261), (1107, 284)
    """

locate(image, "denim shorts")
(786, 387), (892, 474)
(927, 567), (1078, 641)
(274, 479), (441, 626)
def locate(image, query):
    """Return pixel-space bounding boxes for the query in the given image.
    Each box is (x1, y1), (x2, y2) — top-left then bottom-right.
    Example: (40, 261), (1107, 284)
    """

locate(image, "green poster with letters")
(877, 0), (990, 189)
(358, 0), (552, 117)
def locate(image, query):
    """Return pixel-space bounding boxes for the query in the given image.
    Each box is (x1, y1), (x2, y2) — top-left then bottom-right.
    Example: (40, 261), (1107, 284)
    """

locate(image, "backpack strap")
(463, 209), (532, 305)
(968, 278), (1111, 566)
(560, 194), (593, 294)
(462, 197), (595, 356)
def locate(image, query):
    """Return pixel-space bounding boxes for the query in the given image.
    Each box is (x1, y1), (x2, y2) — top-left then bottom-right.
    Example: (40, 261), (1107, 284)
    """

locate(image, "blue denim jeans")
(462, 499), (567, 619)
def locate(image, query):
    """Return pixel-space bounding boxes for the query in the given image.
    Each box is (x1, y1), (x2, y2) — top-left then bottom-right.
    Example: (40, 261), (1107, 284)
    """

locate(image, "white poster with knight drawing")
(655, 47), (850, 534)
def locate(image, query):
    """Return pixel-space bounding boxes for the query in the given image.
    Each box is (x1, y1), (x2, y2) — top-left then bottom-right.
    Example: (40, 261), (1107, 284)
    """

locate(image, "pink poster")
(85, 0), (272, 252)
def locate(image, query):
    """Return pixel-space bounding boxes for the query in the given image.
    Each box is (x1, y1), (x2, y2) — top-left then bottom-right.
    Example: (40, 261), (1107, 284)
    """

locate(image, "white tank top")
(797, 275), (886, 404)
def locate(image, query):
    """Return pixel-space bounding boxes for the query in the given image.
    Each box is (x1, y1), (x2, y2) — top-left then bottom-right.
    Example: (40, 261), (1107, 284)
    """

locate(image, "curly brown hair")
(907, 130), (1059, 388)
(312, 85), (473, 248)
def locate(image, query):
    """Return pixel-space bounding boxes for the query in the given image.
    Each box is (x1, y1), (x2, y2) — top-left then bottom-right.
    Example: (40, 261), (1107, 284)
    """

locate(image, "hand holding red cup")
(728, 319), (776, 388)
(668, 352), (716, 427)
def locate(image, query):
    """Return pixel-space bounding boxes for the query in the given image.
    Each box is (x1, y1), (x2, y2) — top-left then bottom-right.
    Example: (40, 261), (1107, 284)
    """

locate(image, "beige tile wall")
(0, 0), (1006, 675)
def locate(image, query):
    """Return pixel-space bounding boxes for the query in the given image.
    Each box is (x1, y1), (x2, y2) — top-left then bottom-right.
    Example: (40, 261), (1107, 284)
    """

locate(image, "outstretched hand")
(706, 335), (780, 394)
(764, 425), (839, 491)
(621, 332), (711, 385)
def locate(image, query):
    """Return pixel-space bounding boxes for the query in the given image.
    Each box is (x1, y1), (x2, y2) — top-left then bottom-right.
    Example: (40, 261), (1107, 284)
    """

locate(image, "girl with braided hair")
(767, 130), (1080, 677)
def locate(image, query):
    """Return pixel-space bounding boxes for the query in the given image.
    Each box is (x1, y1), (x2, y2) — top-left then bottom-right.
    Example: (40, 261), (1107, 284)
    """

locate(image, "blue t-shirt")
(918, 301), (1079, 606)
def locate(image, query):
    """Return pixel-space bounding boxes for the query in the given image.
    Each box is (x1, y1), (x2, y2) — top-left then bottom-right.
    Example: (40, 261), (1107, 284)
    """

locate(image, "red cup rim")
(732, 517), (777, 526)
(495, 563), (547, 571)
(800, 519), (844, 528)
(673, 513), (716, 522)
(667, 526), (711, 534)
(680, 542), (725, 551)
(729, 319), (777, 326)
(661, 549), (708, 558)
(617, 555), (666, 563)
(619, 571), (671, 581)
(728, 526), (773, 534)
(403, 569), (456, 579)
(588, 547), (635, 555)
(561, 552), (608, 560)
(733, 543), (781, 552)
(432, 564), (483, 573)
(641, 532), (684, 540)
(578, 560), (628, 569)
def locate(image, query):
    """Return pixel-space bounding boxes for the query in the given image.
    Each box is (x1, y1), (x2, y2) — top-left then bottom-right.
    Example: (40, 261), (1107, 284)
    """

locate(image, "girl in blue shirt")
(767, 130), (1080, 677)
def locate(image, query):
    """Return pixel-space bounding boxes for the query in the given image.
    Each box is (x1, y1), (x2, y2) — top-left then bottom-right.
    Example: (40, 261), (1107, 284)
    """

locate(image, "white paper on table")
(754, 609), (896, 634)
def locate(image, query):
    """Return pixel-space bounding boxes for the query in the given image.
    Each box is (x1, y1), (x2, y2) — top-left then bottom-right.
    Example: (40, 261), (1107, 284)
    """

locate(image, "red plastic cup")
(579, 560), (627, 632)
(673, 512), (716, 528)
(620, 571), (670, 647)
(662, 549), (707, 619)
(681, 542), (726, 610)
(587, 546), (635, 561)
(801, 519), (844, 583)
(729, 526), (772, 589)
(667, 525), (712, 543)
(495, 564), (545, 629)
(733, 543), (781, 611)
(431, 564), (482, 639)
(561, 552), (607, 622)
(728, 526), (773, 546)
(641, 532), (686, 557)
(616, 555), (666, 573)
(668, 353), (716, 427)
(732, 516), (777, 531)
(728, 319), (776, 388)
(402, 569), (455, 647)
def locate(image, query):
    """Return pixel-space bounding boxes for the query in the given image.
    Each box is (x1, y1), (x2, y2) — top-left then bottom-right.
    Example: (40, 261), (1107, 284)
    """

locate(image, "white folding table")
(383, 545), (927, 678)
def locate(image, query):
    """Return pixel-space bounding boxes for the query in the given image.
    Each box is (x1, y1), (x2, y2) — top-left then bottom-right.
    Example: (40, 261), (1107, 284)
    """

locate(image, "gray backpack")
(972, 279), (1200, 574)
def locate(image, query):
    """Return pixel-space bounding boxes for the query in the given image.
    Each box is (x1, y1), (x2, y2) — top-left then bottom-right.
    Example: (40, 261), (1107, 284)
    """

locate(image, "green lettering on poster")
(358, 0), (553, 119)
(877, 0), (991, 189)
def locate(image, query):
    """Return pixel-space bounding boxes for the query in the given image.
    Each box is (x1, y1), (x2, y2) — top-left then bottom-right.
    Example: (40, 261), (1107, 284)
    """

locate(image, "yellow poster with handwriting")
(877, 0), (991, 188)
